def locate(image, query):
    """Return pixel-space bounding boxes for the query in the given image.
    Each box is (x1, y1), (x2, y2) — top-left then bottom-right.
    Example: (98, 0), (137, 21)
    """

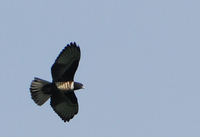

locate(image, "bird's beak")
(82, 86), (85, 89)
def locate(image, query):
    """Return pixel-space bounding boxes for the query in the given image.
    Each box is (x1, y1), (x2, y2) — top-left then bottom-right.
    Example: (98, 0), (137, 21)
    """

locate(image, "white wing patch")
(55, 81), (74, 91)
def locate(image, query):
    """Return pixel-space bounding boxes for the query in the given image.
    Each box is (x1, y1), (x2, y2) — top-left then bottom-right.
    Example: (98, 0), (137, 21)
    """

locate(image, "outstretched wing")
(51, 42), (80, 82)
(50, 91), (78, 122)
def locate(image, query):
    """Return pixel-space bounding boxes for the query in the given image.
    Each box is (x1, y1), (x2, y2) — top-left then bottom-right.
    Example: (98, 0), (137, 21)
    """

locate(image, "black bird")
(30, 42), (84, 122)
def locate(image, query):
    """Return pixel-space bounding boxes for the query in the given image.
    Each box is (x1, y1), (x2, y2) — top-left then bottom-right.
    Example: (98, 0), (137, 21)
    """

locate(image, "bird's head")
(74, 82), (84, 90)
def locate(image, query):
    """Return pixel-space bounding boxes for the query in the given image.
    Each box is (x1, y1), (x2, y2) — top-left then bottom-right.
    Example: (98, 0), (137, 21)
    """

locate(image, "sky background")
(1, 1), (200, 137)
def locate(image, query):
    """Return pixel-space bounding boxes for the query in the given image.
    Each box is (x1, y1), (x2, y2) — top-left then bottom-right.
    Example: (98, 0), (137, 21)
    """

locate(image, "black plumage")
(30, 42), (84, 122)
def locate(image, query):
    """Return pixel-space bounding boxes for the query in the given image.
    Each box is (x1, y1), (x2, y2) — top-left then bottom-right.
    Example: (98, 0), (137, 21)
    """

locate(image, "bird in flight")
(30, 42), (84, 122)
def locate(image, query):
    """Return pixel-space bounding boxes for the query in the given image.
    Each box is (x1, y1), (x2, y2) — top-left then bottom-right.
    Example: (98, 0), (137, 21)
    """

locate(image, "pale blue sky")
(1, 1), (200, 137)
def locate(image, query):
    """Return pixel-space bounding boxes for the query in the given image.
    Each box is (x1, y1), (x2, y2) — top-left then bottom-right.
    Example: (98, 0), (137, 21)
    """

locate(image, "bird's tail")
(30, 77), (52, 106)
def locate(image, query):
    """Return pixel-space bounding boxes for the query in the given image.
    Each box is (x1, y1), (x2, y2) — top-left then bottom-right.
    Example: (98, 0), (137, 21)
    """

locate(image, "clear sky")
(1, 1), (200, 137)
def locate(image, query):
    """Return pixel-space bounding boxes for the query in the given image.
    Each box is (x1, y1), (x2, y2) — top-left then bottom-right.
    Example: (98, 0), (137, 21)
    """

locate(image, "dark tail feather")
(30, 77), (52, 106)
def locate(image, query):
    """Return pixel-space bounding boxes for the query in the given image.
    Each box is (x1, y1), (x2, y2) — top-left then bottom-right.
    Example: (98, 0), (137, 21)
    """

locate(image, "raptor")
(30, 42), (84, 122)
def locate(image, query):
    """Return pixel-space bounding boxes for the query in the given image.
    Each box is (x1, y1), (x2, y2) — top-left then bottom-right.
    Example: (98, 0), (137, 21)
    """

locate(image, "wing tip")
(52, 106), (78, 122)
(63, 42), (80, 53)
(69, 42), (80, 49)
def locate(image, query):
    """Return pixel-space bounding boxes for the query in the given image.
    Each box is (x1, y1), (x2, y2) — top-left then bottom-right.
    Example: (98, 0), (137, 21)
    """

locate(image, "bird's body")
(30, 42), (84, 122)
(55, 81), (74, 91)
